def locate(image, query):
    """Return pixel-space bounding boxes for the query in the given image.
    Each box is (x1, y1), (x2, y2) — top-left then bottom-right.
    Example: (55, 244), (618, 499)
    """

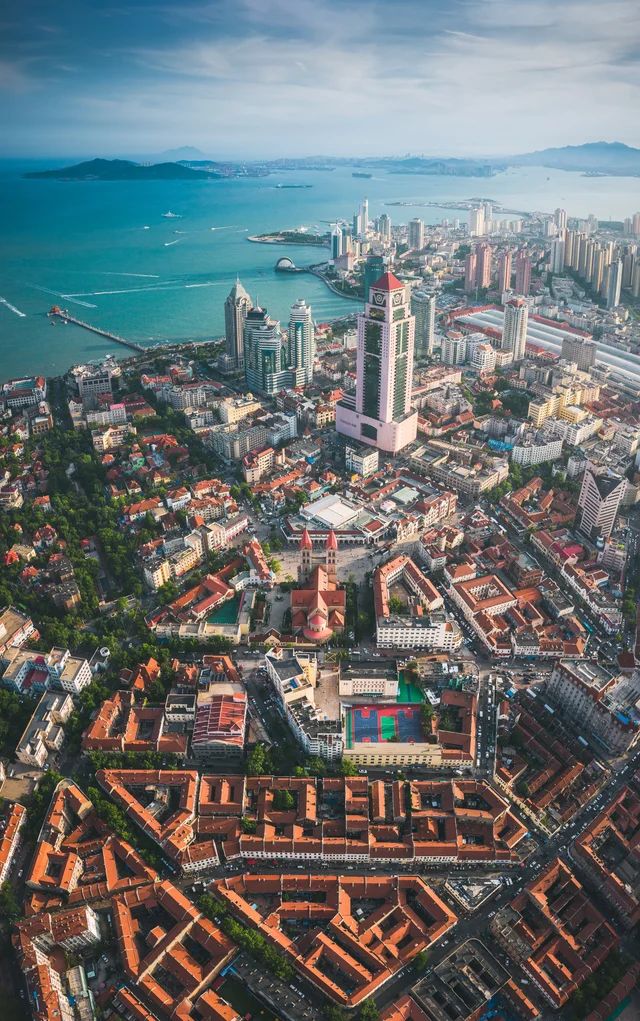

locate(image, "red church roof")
(326, 529), (338, 551)
(300, 527), (313, 550)
(372, 271), (404, 291)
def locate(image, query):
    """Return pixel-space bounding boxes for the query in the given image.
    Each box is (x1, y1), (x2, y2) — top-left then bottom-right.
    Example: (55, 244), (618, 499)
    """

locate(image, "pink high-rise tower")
(336, 272), (417, 454)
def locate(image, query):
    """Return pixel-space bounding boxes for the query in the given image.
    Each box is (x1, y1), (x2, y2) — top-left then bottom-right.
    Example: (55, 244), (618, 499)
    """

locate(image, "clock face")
(373, 291), (386, 306)
(392, 291), (403, 306)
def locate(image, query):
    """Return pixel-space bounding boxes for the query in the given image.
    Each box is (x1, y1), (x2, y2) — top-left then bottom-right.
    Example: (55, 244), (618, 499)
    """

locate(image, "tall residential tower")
(336, 272), (417, 453)
(224, 279), (252, 370)
(411, 290), (436, 357)
(502, 297), (529, 361)
(288, 299), (315, 385)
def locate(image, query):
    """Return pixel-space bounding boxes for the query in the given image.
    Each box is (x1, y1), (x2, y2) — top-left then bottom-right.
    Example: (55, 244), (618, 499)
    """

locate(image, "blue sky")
(2, 0), (639, 157)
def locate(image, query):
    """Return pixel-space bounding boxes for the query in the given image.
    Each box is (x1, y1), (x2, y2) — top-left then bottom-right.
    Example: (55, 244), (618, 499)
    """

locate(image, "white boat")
(162, 211), (180, 218)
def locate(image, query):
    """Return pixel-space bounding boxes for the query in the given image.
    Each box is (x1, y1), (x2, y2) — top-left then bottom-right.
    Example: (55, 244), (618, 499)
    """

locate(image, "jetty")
(48, 307), (145, 353)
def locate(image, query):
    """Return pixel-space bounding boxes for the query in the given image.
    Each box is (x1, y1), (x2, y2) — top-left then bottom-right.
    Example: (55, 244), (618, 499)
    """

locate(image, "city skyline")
(2, 0), (640, 157)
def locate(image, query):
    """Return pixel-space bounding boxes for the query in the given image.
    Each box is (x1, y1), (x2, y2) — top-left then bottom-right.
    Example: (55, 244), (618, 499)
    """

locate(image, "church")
(290, 528), (346, 643)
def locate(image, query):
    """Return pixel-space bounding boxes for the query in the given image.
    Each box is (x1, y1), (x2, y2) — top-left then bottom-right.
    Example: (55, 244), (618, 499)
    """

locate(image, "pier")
(48, 307), (146, 353)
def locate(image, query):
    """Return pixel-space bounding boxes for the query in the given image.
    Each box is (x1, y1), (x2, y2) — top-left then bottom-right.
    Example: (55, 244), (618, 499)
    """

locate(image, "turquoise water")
(1, 159), (640, 380)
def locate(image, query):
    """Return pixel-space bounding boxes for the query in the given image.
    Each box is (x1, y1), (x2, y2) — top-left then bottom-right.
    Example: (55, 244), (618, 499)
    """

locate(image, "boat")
(162, 210), (180, 218)
(275, 183), (312, 189)
(352, 171), (373, 179)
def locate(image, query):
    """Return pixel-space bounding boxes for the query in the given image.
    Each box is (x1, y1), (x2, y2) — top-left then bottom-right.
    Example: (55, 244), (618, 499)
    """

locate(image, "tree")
(245, 743), (273, 776)
(420, 703), (434, 737)
(359, 1002), (380, 1021)
(388, 595), (406, 615)
(339, 759), (358, 776)
(0, 882), (21, 921)
(273, 789), (295, 811)
(414, 949), (430, 972)
(325, 1009), (349, 1021)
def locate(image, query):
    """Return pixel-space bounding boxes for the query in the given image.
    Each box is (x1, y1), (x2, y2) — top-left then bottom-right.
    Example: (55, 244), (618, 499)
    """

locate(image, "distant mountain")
(157, 146), (212, 162)
(365, 156), (500, 177)
(507, 141), (640, 176)
(25, 158), (224, 181)
(254, 155), (501, 177)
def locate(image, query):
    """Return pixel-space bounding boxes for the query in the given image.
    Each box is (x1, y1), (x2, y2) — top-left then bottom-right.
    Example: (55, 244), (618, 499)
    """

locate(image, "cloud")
(1, 0), (638, 156)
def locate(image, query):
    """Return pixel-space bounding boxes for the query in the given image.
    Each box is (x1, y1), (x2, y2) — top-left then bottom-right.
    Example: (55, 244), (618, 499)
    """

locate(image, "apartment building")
(546, 659), (640, 754)
(25, 780), (156, 907)
(1, 645), (92, 695)
(528, 380), (601, 427)
(573, 780), (640, 928)
(510, 431), (563, 467)
(112, 880), (236, 1021)
(81, 690), (187, 756)
(16, 691), (74, 767)
(373, 554), (462, 651)
(0, 802), (26, 884)
(412, 444), (509, 497)
(0, 606), (36, 656)
(95, 772), (526, 872)
(491, 859), (618, 1008)
(345, 442), (380, 478)
(91, 423), (136, 452)
(242, 445), (275, 484)
(214, 872), (457, 1009)
(219, 394), (262, 424)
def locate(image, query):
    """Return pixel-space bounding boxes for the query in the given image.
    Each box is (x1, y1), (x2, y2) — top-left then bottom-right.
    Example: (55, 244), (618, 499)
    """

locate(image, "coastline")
(306, 266), (363, 302)
(246, 234), (329, 246)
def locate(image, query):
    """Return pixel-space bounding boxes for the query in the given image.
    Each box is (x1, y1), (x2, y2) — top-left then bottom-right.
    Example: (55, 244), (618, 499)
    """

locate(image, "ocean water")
(1, 159), (639, 381)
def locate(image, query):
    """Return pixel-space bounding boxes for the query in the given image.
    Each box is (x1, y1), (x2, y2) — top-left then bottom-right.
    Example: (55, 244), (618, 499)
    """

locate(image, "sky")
(2, 0), (640, 159)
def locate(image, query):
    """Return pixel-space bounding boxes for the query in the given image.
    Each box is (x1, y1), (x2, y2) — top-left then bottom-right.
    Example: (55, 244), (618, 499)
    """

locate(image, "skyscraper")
(469, 207), (485, 237)
(243, 306), (290, 396)
(497, 250), (512, 292)
(550, 238), (565, 275)
(363, 255), (386, 304)
(606, 260), (623, 309)
(360, 198), (369, 237)
(464, 251), (478, 293)
(378, 213), (391, 243)
(633, 212), (640, 237)
(554, 208), (567, 231)
(502, 297), (528, 361)
(331, 225), (344, 261)
(592, 248), (606, 293)
(576, 465), (626, 541)
(288, 298), (314, 385)
(514, 252), (532, 295)
(622, 250), (635, 288)
(336, 271), (417, 453)
(411, 290), (436, 356)
(224, 279), (252, 370)
(476, 243), (493, 288)
(408, 218), (425, 251)
(564, 231), (576, 267)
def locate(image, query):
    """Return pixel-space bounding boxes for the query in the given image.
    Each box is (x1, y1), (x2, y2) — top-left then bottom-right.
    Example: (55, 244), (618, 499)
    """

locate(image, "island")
(24, 157), (264, 181)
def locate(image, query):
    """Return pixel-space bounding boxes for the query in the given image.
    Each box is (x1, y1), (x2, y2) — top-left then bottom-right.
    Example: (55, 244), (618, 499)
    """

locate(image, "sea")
(1, 159), (639, 381)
